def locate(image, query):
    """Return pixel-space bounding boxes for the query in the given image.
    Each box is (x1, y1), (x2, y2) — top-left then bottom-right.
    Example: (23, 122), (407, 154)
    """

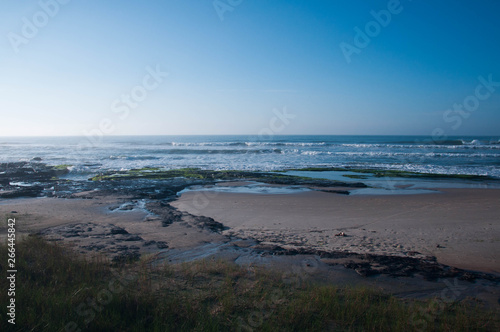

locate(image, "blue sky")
(1, 0), (499, 136)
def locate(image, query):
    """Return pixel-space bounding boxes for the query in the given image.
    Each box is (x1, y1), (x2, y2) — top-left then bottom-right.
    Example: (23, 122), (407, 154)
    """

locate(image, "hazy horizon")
(1, 134), (499, 139)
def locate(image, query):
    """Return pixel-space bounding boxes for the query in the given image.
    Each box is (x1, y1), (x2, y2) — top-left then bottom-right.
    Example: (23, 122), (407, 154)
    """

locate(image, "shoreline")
(1, 162), (499, 308)
(1, 187), (499, 307)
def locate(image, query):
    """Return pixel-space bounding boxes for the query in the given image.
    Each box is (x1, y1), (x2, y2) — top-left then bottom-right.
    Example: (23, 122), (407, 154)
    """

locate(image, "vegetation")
(89, 165), (495, 187)
(1, 236), (498, 331)
(88, 168), (367, 188)
(342, 174), (370, 180)
(52, 164), (73, 170)
(284, 167), (496, 180)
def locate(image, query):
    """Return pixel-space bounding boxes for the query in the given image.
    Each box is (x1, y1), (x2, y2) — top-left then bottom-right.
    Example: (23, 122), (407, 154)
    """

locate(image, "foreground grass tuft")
(0, 236), (498, 331)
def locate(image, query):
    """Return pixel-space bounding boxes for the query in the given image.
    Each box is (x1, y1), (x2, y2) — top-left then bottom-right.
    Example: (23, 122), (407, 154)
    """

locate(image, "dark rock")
(271, 248), (500, 282)
(321, 190), (350, 195)
(0, 186), (44, 198)
(254, 243), (285, 252)
(82, 244), (106, 251)
(459, 272), (477, 282)
(109, 227), (129, 235)
(194, 216), (226, 233)
(0, 162), (71, 199)
(120, 235), (143, 242)
(355, 267), (377, 277)
(112, 252), (140, 263)
(156, 241), (169, 249)
(119, 203), (135, 211)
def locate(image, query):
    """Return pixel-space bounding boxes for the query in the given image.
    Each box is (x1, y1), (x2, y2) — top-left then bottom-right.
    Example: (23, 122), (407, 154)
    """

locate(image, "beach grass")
(1, 236), (498, 331)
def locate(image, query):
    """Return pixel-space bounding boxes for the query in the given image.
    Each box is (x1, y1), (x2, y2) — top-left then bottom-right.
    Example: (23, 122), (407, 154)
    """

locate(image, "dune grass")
(0, 236), (498, 331)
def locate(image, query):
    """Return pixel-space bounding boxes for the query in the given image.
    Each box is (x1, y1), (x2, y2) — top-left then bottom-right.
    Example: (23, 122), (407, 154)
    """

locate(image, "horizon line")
(0, 134), (498, 138)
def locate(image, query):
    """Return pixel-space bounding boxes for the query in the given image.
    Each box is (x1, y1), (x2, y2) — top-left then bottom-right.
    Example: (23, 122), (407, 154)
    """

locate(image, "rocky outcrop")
(0, 162), (69, 198)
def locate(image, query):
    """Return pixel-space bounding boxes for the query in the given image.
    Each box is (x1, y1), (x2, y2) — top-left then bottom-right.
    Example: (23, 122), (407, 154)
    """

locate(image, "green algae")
(286, 167), (495, 180)
(52, 164), (72, 170)
(342, 174), (370, 180)
(89, 168), (367, 188)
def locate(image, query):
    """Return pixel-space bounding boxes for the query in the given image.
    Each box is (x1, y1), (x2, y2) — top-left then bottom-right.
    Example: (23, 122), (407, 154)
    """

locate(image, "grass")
(1, 236), (498, 331)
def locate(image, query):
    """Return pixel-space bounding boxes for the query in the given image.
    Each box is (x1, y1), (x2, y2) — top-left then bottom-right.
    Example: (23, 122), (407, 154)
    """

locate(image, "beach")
(1, 136), (500, 325)
(173, 187), (500, 273)
(2, 184), (499, 274)
(4, 0), (500, 327)
(1, 174), (499, 307)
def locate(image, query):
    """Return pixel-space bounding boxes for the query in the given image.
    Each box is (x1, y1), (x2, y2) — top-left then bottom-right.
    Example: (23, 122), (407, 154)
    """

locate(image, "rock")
(355, 267), (376, 277)
(254, 243), (285, 251)
(194, 216), (226, 233)
(112, 252), (140, 263)
(156, 241), (169, 249)
(322, 190), (350, 195)
(0, 186), (44, 198)
(109, 227), (129, 235)
(459, 272), (476, 282)
(120, 235), (143, 242)
(119, 203), (135, 211)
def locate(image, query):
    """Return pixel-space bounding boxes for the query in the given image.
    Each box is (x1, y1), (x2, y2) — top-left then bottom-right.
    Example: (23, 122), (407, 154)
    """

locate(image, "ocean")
(1, 135), (499, 179)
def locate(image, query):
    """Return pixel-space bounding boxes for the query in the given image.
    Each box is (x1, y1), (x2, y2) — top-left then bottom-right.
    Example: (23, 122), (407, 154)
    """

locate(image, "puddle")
(283, 170), (500, 195)
(179, 181), (311, 195)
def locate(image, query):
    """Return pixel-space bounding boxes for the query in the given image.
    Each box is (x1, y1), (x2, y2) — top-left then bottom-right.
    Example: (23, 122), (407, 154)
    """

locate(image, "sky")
(1, 0), (499, 136)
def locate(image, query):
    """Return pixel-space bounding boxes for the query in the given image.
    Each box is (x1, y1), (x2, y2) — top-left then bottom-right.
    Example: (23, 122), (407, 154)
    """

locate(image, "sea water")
(0, 135), (499, 180)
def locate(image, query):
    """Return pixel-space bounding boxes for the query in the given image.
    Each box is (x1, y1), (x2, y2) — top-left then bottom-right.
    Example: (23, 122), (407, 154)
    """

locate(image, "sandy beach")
(173, 187), (500, 274)
(1, 179), (500, 311)
(0, 194), (227, 261)
(1, 186), (498, 274)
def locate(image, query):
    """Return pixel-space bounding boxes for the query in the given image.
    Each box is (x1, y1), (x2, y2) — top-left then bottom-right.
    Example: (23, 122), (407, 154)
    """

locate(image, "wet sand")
(172, 188), (500, 274)
(0, 195), (226, 261)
